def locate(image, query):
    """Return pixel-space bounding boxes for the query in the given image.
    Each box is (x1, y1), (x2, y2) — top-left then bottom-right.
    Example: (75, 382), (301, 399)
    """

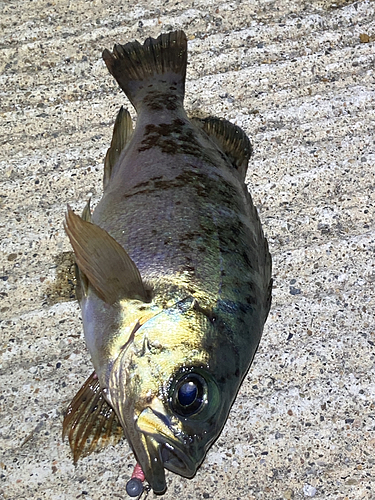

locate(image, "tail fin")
(102, 31), (187, 111)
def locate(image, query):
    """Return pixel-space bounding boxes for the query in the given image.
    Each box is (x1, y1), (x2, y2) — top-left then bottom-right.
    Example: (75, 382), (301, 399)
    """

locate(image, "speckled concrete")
(1, 1), (374, 499)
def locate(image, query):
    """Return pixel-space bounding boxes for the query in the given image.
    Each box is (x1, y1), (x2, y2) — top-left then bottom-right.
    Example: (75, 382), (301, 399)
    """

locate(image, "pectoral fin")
(62, 371), (123, 462)
(64, 208), (149, 305)
(74, 199), (92, 303)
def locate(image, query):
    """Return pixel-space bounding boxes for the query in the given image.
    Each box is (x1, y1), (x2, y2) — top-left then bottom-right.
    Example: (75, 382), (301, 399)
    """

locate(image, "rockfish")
(63, 30), (272, 495)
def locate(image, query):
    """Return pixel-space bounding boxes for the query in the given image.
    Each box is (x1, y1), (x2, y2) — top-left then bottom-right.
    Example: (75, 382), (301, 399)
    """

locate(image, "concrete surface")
(1, 0), (374, 499)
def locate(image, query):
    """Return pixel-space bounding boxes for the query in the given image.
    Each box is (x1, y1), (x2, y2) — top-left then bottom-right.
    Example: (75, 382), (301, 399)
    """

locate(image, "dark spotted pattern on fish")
(142, 91), (180, 111)
(138, 119), (206, 159)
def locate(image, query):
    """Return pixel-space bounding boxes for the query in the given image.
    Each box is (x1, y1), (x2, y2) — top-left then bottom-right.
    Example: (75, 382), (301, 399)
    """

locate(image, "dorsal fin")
(102, 31), (187, 111)
(192, 116), (253, 181)
(81, 197), (92, 222)
(62, 371), (123, 462)
(104, 106), (133, 189)
(64, 208), (150, 305)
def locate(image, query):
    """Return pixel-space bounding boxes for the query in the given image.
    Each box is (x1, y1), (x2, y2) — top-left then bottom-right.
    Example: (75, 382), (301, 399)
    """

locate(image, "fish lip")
(159, 440), (197, 477)
(143, 434), (167, 494)
(137, 407), (198, 480)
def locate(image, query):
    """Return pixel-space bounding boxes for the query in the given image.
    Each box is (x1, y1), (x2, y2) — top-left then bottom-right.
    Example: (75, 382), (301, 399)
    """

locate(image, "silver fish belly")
(63, 30), (272, 495)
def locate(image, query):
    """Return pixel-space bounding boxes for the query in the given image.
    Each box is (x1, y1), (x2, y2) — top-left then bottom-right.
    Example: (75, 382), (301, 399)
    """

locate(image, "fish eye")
(179, 381), (197, 406)
(171, 373), (207, 417)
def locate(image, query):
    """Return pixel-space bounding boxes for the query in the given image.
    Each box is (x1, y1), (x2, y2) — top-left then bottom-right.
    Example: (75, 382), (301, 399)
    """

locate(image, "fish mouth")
(135, 407), (199, 492)
(160, 440), (197, 476)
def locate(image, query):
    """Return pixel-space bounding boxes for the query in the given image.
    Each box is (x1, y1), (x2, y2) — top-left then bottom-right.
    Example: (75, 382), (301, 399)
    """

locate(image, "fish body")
(64, 31), (272, 494)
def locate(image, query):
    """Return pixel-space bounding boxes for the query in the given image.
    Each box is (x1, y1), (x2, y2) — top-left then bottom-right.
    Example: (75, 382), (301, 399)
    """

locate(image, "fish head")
(105, 296), (240, 494)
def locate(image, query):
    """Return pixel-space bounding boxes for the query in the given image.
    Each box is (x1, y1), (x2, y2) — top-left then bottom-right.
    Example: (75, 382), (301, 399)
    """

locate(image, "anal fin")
(192, 116), (253, 180)
(62, 371), (123, 462)
(104, 106), (133, 189)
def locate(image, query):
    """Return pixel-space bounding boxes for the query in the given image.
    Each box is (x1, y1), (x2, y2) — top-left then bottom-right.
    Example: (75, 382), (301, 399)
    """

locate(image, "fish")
(63, 30), (272, 495)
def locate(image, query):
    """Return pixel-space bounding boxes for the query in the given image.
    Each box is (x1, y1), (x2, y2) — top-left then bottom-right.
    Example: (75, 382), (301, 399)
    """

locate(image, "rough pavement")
(1, 0), (374, 499)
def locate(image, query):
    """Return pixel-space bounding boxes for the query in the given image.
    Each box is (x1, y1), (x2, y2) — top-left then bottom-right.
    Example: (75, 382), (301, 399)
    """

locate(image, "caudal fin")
(102, 30), (187, 110)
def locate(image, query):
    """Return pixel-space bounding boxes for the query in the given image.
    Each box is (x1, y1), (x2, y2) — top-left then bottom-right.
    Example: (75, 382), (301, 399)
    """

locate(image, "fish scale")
(63, 30), (272, 495)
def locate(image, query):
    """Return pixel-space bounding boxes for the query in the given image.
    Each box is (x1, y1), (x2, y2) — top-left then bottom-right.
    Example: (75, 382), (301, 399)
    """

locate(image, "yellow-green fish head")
(105, 296), (236, 494)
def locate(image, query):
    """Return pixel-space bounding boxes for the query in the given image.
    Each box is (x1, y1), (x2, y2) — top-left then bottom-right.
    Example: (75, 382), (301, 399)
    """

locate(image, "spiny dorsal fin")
(104, 107), (133, 189)
(192, 116), (253, 181)
(62, 371), (123, 462)
(81, 197), (92, 222)
(102, 31), (187, 110)
(64, 208), (149, 305)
